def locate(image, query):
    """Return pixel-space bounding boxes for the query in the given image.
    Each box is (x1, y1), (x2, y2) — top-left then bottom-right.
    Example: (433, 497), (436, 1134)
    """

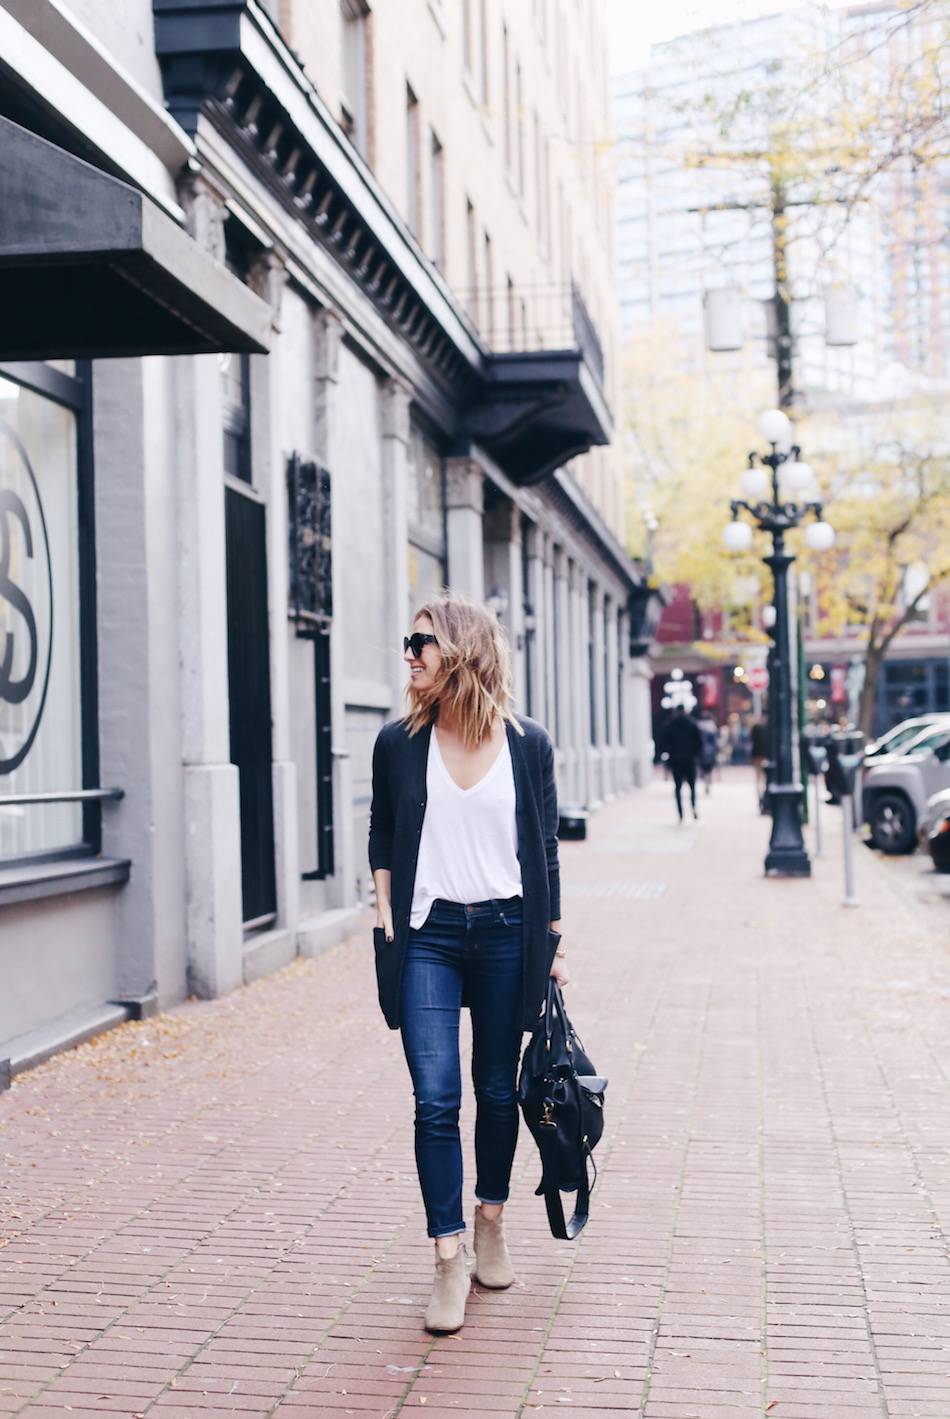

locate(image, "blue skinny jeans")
(399, 895), (524, 1239)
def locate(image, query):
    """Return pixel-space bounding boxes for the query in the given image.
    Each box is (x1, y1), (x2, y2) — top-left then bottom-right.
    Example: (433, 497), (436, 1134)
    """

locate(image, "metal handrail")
(0, 788), (125, 807)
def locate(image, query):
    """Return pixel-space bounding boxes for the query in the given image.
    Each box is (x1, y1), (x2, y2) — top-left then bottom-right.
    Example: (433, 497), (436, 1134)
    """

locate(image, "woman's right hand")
(376, 903), (394, 942)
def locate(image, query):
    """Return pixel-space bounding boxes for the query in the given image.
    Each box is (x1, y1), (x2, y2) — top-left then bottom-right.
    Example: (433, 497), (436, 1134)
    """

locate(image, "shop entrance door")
(224, 485), (276, 927)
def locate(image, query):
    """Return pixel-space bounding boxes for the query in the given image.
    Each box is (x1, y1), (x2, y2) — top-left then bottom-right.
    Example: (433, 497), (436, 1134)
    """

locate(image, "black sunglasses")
(403, 632), (438, 658)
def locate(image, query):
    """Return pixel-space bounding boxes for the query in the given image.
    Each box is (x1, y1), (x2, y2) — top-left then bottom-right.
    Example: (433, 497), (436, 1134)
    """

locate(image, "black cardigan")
(368, 714), (562, 1032)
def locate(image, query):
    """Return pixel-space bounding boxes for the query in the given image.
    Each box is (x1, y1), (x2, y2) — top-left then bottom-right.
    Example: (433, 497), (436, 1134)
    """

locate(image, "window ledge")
(0, 855), (130, 908)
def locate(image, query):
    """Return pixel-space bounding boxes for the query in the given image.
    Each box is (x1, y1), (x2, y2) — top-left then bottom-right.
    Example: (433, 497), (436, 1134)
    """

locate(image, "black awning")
(0, 115), (271, 359)
(465, 349), (613, 487)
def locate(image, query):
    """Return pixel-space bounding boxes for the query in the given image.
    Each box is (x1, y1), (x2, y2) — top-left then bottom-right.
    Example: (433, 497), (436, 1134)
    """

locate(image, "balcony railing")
(570, 281), (605, 387)
(456, 281), (605, 387)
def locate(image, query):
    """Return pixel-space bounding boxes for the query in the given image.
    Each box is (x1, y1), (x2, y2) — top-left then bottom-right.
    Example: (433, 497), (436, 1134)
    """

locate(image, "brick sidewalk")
(1, 770), (948, 1419)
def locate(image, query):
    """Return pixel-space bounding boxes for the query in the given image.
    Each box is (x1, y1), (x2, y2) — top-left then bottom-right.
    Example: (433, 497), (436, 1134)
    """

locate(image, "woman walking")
(369, 593), (567, 1335)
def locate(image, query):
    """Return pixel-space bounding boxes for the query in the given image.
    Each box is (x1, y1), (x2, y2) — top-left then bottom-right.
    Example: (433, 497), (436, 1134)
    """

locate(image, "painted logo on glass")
(0, 418), (53, 774)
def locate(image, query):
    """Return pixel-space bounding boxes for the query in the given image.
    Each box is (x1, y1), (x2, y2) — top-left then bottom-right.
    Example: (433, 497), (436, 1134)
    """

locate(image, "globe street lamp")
(723, 408), (835, 876)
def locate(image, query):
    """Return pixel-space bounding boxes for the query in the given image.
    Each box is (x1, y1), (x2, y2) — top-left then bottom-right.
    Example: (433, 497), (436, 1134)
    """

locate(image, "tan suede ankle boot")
(424, 1243), (471, 1333)
(473, 1204), (515, 1288)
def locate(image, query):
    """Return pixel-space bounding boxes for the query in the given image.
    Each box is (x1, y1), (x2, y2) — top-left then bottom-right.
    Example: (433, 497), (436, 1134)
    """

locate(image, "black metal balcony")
(458, 280), (604, 384)
(457, 281), (612, 485)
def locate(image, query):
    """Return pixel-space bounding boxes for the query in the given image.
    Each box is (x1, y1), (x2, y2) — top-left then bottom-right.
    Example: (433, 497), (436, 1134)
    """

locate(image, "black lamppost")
(723, 408), (835, 877)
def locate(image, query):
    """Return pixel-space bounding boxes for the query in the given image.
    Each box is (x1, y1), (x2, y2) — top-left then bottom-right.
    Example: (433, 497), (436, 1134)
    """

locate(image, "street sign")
(747, 666), (769, 692)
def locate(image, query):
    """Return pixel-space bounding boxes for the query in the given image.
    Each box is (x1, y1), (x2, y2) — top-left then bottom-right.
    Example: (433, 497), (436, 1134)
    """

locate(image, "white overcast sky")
(606, 0), (854, 72)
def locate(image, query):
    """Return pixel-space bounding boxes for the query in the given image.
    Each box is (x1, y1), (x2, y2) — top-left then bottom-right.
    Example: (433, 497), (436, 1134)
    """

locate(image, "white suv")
(863, 728), (950, 853)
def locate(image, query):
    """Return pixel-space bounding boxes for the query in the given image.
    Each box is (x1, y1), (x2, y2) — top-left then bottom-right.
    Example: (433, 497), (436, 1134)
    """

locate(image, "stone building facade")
(0, 0), (653, 1080)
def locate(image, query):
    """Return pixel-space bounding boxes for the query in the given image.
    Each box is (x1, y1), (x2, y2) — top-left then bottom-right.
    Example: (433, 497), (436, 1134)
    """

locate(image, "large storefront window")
(0, 368), (85, 860)
(407, 423), (446, 621)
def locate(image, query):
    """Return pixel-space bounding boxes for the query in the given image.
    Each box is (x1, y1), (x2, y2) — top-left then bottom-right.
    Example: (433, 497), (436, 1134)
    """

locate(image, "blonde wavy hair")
(404, 592), (524, 747)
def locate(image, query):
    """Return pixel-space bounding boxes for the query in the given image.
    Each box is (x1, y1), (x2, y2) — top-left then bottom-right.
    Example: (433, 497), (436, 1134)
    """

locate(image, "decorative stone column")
(589, 582), (607, 807)
(483, 497), (523, 699)
(173, 174), (242, 998)
(445, 457), (485, 601)
(619, 605), (635, 777)
(543, 539), (557, 736)
(94, 359), (167, 1009)
(174, 348), (243, 999)
(248, 250), (299, 967)
(573, 564), (587, 811)
(381, 378), (411, 706)
(523, 522), (547, 725)
(605, 595), (621, 795)
(314, 309), (355, 912)
(627, 655), (656, 788)
(553, 546), (574, 791)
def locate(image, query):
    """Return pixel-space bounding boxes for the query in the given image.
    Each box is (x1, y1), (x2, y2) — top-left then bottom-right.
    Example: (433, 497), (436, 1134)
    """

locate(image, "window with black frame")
(0, 361), (102, 865)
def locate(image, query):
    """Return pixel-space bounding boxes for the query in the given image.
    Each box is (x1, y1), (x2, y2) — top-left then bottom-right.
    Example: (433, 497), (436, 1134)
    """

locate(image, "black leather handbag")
(517, 978), (607, 1240)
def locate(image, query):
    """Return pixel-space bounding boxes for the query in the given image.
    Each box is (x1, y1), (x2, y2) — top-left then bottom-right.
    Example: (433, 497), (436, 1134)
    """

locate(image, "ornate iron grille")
(287, 452), (335, 880)
(287, 452), (333, 635)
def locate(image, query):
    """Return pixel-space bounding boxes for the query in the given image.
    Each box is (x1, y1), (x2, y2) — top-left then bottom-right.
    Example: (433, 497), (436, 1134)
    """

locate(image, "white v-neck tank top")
(409, 729), (522, 929)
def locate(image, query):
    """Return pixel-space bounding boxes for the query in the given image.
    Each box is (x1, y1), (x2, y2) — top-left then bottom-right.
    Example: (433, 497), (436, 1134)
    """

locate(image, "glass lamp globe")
(761, 604), (777, 629)
(741, 466), (770, 500)
(723, 520), (753, 552)
(805, 520), (835, 552)
(783, 459), (814, 492)
(758, 408), (792, 446)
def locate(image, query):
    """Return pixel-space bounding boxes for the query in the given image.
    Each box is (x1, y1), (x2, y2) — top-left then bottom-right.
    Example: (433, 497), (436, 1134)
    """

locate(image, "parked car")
(921, 788), (950, 873)
(865, 714), (950, 760)
(869, 721), (950, 764)
(863, 733), (950, 853)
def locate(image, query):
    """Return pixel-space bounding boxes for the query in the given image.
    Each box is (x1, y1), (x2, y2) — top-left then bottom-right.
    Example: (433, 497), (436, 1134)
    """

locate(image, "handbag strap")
(533, 1095), (593, 1243)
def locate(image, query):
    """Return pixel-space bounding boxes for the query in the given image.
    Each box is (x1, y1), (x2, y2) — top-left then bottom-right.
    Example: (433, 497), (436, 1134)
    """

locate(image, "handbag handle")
(544, 977), (568, 1045)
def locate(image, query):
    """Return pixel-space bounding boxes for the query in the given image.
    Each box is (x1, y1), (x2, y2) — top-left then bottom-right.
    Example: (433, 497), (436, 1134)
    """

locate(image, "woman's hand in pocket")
(376, 904), (394, 942)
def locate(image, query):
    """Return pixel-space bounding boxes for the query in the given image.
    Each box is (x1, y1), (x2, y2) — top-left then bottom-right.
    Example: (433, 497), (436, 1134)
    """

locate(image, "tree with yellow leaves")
(802, 397), (950, 736)
(622, 322), (776, 621)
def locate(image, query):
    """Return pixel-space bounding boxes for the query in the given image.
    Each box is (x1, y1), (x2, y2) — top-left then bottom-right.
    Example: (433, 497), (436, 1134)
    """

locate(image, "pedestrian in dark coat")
(659, 705), (703, 820)
(696, 711), (720, 795)
(368, 592), (565, 1337)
